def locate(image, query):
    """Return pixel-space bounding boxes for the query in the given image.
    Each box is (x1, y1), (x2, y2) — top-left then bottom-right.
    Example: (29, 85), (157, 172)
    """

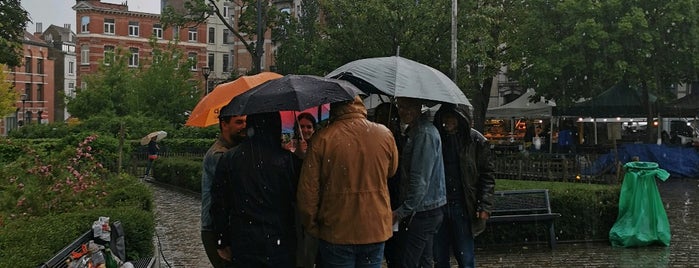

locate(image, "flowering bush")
(0, 134), (113, 224)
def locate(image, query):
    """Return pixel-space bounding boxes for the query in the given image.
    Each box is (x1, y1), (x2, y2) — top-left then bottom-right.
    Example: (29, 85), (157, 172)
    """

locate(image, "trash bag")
(609, 161), (671, 247)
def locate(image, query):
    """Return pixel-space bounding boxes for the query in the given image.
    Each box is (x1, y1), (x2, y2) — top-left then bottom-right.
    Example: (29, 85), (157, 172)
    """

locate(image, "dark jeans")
(384, 231), (401, 268)
(318, 239), (384, 268)
(433, 202), (475, 268)
(397, 207), (444, 268)
(144, 159), (154, 176)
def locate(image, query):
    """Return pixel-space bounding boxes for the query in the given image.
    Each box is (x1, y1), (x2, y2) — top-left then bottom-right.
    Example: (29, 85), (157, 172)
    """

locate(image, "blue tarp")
(582, 144), (699, 178)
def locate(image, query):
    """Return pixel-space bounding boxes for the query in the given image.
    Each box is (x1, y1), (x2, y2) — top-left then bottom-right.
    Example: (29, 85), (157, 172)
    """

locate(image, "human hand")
(298, 139), (308, 153)
(392, 211), (399, 225)
(217, 246), (232, 261)
(477, 211), (490, 220)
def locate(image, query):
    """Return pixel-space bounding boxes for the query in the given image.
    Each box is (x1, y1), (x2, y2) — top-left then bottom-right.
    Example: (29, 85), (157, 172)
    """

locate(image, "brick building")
(1, 31), (55, 135)
(41, 24), (78, 122)
(73, 0), (208, 90)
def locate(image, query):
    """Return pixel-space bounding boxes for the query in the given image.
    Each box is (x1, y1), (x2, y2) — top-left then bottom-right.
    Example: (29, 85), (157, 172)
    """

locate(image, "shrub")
(153, 156), (203, 192)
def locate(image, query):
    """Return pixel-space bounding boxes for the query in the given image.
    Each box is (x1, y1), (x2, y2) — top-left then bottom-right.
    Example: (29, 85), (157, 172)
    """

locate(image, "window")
(128, 21), (139, 37)
(188, 28), (198, 42)
(81, 16), (90, 33)
(37, 59), (44, 74)
(188, 53), (197, 71)
(81, 81), (87, 90)
(81, 45), (90, 65)
(223, 29), (230, 44)
(222, 53), (230, 72)
(208, 27), (215, 43)
(24, 83), (32, 100)
(68, 82), (76, 97)
(104, 45), (115, 65)
(208, 53), (215, 71)
(68, 61), (74, 74)
(223, 6), (229, 17)
(37, 84), (44, 101)
(129, 48), (139, 67)
(172, 26), (180, 40)
(104, 18), (115, 34)
(153, 24), (163, 39)
(24, 57), (32, 73)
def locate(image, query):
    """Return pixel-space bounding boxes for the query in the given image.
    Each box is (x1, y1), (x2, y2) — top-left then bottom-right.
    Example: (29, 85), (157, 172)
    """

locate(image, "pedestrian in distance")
(297, 96), (399, 268)
(432, 104), (496, 268)
(211, 112), (301, 267)
(200, 113), (247, 268)
(144, 136), (159, 179)
(393, 97), (447, 268)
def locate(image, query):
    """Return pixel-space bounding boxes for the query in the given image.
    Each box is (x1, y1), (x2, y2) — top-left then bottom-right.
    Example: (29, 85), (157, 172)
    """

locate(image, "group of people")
(199, 96), (496, 268)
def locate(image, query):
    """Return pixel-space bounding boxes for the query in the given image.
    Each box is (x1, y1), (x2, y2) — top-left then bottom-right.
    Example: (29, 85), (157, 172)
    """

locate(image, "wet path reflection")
(148, 182), (209, 268)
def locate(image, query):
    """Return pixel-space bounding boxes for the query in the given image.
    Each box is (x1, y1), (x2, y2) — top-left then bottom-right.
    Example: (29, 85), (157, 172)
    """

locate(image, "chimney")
(35, 22), (43, 34)
(64, 24), (71, 31)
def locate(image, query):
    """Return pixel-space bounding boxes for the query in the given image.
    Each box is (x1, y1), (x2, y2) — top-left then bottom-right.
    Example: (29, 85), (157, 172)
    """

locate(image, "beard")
(230, 131), (247, 144)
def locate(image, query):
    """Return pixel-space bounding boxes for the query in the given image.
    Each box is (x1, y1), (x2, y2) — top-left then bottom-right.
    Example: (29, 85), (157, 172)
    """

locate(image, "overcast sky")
(21, 0), (161, 32)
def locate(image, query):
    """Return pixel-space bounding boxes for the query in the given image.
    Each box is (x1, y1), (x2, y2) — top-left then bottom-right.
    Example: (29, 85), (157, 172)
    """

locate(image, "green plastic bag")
(609, 162), (671, 247)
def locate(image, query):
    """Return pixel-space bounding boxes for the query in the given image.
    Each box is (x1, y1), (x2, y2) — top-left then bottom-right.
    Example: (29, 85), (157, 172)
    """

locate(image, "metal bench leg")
(548, 222), (557, 249)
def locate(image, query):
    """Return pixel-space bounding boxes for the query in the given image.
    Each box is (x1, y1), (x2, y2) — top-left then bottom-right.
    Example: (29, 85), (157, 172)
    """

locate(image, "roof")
(554, 81), (657, 118)
(487, 89), (556, 118)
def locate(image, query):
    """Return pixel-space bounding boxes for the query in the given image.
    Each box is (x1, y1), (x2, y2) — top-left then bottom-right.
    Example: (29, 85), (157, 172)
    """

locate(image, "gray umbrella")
(326, 56), (472, 108)
(220, 75), (361, 116)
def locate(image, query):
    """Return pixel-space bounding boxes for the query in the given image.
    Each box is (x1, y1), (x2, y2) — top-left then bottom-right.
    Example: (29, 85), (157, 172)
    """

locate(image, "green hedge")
(476, 179), (620, 246)
(153, 156), (203, 192)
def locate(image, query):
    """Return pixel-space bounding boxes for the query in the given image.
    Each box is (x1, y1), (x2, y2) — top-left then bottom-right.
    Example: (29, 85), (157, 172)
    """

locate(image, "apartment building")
(73, 0), (208, 89)
(41, 24), (78, 121)
(1, 31), (55, 135)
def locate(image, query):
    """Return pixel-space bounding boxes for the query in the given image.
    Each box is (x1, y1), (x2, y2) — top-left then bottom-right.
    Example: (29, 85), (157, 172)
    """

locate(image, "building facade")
(42, 24), (78, 121)
(73, 0), (208, 90)
(1, 31), (56, 135)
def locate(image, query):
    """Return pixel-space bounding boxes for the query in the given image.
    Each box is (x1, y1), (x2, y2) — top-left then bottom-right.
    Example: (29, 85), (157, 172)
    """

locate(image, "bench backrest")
(491, 189), (553, 216)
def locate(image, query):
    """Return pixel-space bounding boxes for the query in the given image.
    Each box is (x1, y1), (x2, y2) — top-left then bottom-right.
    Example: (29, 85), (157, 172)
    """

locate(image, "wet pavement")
(148, 178), (699, 267)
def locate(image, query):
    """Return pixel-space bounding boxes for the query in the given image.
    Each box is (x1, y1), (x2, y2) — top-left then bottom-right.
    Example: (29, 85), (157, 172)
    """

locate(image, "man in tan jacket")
(297, 96), (399, 267)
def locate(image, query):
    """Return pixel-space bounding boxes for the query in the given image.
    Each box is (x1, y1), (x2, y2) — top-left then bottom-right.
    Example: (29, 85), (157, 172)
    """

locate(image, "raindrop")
(277, 239), (281, 245)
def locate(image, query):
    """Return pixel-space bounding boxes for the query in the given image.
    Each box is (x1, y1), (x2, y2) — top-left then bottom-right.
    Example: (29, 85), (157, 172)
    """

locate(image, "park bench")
(38, 221), (155, 268)
(487, 189), (562, 249)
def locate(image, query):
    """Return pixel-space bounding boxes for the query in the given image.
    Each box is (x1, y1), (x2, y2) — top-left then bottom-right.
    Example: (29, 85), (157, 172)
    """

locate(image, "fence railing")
(492, 149), (620, 184)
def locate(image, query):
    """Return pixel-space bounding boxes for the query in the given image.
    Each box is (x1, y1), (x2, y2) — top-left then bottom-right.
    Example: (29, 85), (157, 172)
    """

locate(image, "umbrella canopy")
(326, 56), (472, 108)
(140, 131), (167, 145)
(220, 75), (361, 116)
(185, 72), (283, 127)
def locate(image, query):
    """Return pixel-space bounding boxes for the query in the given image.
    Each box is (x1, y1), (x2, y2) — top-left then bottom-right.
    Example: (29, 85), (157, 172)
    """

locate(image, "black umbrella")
(220, 75), (362, 116)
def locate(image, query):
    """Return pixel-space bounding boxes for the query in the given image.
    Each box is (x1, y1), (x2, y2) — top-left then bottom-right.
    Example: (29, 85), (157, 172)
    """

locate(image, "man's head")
(219, 115), (247, 145)
(396, 97), (426, 125)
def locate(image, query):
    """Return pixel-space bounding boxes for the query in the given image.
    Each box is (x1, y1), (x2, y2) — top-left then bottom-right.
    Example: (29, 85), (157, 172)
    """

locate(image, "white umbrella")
(140, 131), (167, 145)
(327, 56), (472, 108)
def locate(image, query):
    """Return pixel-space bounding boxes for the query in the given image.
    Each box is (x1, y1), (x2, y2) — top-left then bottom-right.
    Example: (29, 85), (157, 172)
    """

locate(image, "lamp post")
(201, 66), (211, 95)
(20, 93), (27, 126)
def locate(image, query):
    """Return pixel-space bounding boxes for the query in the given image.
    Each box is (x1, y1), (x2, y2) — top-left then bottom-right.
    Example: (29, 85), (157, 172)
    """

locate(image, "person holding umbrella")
(200, 112), (247, 268)
(211, 112), (301, 267)
(144, 135), (160, 179)
(393, 97), (447, 268)
(297, 96), (399, 267)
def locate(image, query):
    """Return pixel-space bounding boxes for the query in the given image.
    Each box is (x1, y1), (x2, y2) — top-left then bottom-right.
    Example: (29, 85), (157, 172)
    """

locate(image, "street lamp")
(20, 93), (27, 126)
(201, 66), (211, 95)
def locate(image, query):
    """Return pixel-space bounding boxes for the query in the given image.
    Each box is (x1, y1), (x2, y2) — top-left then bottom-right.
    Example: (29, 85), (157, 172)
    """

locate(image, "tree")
(67, 41), (198, 126)
(0, 0), (28, 67)
(161, 0), (283, 74)
(0, 68), (19, 116)
(506, 0), (699, 142)
(131, 41), (198, 125)
(273, 0), (324, 75)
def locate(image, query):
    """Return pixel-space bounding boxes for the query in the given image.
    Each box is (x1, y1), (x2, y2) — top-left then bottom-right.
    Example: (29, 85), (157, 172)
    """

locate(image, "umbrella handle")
(293, 111), (306, 143)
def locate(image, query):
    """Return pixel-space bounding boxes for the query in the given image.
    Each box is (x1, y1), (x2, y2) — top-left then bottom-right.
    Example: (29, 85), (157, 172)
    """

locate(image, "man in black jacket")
(432, 104), (496, 268)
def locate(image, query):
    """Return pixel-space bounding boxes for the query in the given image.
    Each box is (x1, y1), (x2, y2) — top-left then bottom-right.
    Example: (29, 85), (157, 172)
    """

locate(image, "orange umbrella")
(185, 72), (283, 127)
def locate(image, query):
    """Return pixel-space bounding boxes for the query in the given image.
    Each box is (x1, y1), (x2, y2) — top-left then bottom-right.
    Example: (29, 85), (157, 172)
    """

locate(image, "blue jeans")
(397, 207), (444, 268)
(318, 240), (384, 268)
(433, 202), (475, 268)
(144, 158), (154, 177)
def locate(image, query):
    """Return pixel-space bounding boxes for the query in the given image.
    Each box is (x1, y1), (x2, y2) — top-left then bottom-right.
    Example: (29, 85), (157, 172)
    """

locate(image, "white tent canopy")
(487, 89), (556, 118)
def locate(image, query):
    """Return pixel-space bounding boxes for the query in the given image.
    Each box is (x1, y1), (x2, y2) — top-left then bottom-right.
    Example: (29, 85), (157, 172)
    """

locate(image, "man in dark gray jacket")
(432, 103), (496, 268)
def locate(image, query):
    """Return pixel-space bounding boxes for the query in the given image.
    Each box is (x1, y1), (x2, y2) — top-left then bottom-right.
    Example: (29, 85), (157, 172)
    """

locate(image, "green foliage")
(0, 68), (19, 116)
(66, 42), (199, 126)
(506, 0), (699, 107)
(0, 0), (29, 67)
(153, 157), (203, 192)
